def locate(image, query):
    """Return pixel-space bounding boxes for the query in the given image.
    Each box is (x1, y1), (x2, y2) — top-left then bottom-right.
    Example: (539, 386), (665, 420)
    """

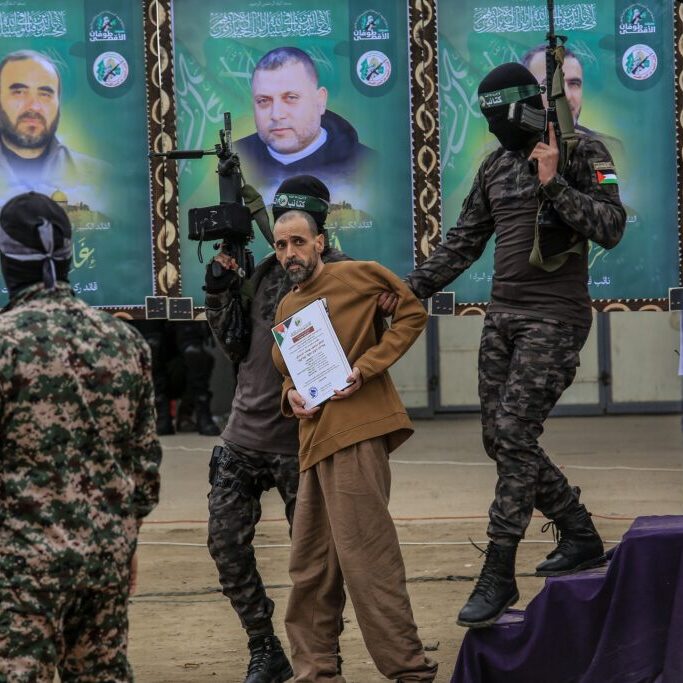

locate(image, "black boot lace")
(542, 520), (575, 558)
(541, 520), (559, 544)
(543, 519), (595, 560)
(247, 638), (273, 675)
(542, 514), (596, 556)
(468, 540), (503, 602)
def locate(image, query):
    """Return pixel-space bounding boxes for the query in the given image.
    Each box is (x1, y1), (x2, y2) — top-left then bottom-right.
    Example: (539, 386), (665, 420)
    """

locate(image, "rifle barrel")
(545, 0), (558, 132)
(149, 149), (215, 159)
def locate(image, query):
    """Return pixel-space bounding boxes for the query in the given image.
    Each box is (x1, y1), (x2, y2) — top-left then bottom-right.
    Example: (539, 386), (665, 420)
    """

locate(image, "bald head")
(274, 209), (318, 236)
(273, 210), (325, 285)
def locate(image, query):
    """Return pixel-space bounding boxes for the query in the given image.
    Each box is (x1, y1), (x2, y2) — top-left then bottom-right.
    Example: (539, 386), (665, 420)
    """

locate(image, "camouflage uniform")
(205, 249), (347, 636)
(478, 313), (590, 541)
(207, 441), (298, 634)
(406, 133), (626, 544)
(0, 282), (162, 682)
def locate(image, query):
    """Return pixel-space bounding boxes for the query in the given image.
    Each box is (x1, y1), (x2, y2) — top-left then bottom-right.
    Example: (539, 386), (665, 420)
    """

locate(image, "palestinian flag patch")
(593, 160), (618, 185)
(596, 170), (618, 185)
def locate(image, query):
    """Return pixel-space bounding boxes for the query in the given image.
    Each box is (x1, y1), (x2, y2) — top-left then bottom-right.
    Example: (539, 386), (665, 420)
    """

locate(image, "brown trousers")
(285, 437), (437, 682)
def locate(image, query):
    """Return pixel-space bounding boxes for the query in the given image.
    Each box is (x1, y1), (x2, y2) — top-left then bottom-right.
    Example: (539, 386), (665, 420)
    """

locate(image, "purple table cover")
(451, 516), (683, 683)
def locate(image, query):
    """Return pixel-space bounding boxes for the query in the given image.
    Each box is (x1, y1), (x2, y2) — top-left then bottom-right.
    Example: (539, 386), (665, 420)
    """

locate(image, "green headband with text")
(273, 193), (329, 214)
(478, 84), (543, 110)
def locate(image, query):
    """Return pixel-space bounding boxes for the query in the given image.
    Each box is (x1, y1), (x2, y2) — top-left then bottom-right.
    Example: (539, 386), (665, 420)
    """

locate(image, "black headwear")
(0, 192), (72, 299)
(478, 63), (545, 151)
(272, 175), (330, 234)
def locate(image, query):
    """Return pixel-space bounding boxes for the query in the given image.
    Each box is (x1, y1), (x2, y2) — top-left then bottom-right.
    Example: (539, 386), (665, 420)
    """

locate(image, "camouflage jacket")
(405, 133), (626, 327)
(0, 283), (162, 589)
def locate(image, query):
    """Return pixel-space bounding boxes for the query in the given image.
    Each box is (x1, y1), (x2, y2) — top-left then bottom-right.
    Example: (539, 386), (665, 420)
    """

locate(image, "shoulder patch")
(592, 161), (615, 171)
(590, 158), (618, 185)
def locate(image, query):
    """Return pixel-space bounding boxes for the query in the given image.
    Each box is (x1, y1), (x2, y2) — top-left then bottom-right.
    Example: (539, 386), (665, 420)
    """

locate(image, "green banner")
(0, 0), (153, 307)
(439, 0), (678, 303)
(172, 0), (414, 302)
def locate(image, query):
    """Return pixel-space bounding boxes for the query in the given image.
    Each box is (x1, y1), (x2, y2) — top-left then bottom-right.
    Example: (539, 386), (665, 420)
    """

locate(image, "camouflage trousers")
(207, 441), (299, 636)
(0, 579), (132, 682)
(478, 312), (591, 545)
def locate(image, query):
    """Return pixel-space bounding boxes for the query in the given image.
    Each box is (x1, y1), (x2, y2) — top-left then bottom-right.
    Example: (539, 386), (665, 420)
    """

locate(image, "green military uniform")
(0, 282), (162, 682)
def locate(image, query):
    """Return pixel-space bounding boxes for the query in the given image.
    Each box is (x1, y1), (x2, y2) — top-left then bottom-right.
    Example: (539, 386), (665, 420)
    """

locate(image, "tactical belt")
(209, 445), (261, 498)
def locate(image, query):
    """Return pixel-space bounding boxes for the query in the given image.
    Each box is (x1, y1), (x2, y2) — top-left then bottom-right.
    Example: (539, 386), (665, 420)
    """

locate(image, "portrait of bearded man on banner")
(520, 43), (624, 159)
(234, 46), (376, 200)
(0, 49), (106, 207)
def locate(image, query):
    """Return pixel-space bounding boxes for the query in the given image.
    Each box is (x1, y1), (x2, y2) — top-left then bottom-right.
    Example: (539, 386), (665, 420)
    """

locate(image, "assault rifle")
(529, 0), (584, 272)
(150, 112), (274, 276)
(544, 0), (578, 169)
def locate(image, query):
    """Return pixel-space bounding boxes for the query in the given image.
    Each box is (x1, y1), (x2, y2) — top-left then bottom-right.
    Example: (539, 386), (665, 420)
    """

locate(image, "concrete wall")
(435, 314), (601, 409)
(387, 311), (682, 412)
(388, 322), (430, 409)
(210, 312), (682, 417)
(609, 311), (681, 405)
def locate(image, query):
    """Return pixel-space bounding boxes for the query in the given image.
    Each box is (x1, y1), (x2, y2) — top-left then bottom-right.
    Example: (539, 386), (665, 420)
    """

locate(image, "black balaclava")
(478, 63), (545, 151)
(0, 191), (72, 299)
(272, 175), (330, 234)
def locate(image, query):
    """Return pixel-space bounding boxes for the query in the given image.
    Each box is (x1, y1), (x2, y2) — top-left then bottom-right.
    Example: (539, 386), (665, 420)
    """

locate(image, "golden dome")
(51, 190), (68, 204)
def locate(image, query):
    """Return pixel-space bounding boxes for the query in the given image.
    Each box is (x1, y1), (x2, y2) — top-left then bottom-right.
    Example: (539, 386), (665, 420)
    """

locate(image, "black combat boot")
(244, 635), (293, 683)
(535, 504), (605, 576)
(155, 395), (175, 436)
(457, 542), (519, 628)
(195, 394), (220, 436)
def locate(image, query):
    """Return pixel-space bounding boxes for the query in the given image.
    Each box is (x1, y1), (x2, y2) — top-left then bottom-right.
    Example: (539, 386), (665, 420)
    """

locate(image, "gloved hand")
(204, 255), (239, 294)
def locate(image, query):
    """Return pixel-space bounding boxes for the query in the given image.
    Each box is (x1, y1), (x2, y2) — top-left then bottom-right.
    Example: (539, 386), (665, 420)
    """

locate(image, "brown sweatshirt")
(273, 261), (428, 471)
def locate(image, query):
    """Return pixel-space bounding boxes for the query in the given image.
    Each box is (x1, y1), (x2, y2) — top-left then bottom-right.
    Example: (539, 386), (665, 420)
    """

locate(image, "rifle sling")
(242, 183), (275, 247)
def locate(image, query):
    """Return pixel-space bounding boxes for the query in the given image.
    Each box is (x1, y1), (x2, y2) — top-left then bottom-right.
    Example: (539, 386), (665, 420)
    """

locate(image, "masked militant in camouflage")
(396, 63), (626, 630)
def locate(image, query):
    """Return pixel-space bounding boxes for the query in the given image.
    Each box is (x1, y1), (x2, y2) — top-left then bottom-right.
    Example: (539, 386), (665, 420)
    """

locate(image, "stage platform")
(452, 516), (683, 683)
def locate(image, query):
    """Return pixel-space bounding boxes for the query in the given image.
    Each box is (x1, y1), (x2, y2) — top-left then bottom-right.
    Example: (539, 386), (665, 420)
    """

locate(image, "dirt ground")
(128, 414), (683, 683)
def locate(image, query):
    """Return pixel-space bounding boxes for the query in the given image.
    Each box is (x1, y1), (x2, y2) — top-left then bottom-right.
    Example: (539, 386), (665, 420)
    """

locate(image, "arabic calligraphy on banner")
(0, 10), (67, 38)
(472, 4), (597, 33)
(209, 10), (332, 38)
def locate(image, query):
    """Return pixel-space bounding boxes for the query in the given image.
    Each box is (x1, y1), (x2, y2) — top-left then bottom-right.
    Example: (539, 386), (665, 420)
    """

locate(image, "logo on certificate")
(309, 387), (318, 399)
(89, 12), (127, 41)
(622, 44), (657, 81)
(93, 52), (129, 88)
(356, 51), (391, 87)
(353, 11), (390, 41)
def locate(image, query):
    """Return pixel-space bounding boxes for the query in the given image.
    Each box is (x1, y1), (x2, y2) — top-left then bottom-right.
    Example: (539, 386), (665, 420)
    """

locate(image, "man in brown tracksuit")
(271, 209), (437, 682)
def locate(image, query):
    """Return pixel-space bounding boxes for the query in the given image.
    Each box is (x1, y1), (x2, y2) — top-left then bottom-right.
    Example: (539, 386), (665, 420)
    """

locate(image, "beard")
(285, 256), (317, 284)
(261, 121), (321, 154)
(0, 106), (59, 150)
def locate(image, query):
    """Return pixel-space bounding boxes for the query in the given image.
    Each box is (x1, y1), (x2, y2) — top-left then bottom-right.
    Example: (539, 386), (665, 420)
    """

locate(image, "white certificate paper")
(272, 298), (353, 409)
